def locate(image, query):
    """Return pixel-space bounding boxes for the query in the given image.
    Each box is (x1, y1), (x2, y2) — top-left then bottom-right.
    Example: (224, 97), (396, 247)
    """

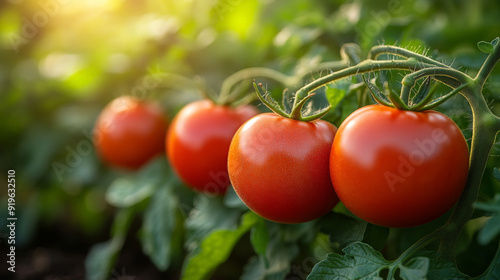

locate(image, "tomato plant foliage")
(308, 243), (468, 280)
(82, 27), (500, 280)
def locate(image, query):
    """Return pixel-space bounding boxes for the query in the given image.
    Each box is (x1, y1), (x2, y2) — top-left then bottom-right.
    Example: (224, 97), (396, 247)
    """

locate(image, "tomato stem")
(221, 61), (349, 106)
(368, 45), (449, 68)
(253, 82), (289, 118)
(289, 92), (315, 120)
(399, 67), (472, 106)
(438, 84), (500, 260)
(387, 82), (410, 110)
(295, 42), (500, 270)
(362, 75), (394, 107)
(475, 37), (500, 87)
(296, 44), (477, 113)
(220, 67), (293, 105)
(435, 40), (500, 260)
(340, 43), (362, 65)
(195, 76), (219, 104)
(295, 59), (439, 103)
(408, 77), (433, 108)
(386, 227), (448, 279)
(288, 42), (500, 274)
(416, 83), (469, 111)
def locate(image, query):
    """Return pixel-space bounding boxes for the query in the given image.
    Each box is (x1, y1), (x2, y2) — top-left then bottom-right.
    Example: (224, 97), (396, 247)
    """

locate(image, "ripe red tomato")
(94, 96), (168, 170)
(330, 105), (469, 228)
(167, 100), (258, 195)
(228, 113), (339, 223)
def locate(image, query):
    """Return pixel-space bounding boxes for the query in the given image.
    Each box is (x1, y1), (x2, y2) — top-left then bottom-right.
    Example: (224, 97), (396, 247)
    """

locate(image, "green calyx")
(338, 41), (479, 113)
(363, 72), (469, 112)
(253, 82), (330, 122)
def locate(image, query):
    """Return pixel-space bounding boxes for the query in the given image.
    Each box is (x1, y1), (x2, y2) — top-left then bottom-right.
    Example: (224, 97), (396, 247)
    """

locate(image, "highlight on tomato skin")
(329, 105), (470, 228)
(166, 100), (258, 195)
(228, 113), (340, 224)
(93, 96), (168, 170)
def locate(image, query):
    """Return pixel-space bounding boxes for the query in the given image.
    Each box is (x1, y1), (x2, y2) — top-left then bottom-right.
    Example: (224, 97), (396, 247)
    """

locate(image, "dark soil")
(0, 219), (176, 280)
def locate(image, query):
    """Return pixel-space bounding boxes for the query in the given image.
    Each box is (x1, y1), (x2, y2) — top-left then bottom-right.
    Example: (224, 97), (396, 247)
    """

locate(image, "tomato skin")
(330, 105), (469, 228)
(167, 100), (258, 195)
(228, 113), (339, 224)
(94, 96), (168, 170)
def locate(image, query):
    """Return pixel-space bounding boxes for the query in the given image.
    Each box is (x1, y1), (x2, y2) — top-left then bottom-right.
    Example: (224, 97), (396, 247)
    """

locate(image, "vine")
(290, 38), (500, 273)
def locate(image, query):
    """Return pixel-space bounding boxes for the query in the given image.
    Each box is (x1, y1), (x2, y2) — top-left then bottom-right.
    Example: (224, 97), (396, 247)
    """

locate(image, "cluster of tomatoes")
(94, 95), (469, 228)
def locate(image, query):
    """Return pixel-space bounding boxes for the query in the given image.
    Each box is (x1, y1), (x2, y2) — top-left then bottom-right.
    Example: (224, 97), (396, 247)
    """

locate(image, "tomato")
(94, 96), (168, 170)
(330, 105), (469, 228)
(228, 113), (339, 223)
(167, 100), (258, 195)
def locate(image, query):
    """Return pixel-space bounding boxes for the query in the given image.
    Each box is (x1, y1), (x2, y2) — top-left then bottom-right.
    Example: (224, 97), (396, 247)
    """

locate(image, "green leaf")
(85, 208), (135, 280)
(340, 91), (362, 121)
(325, 77), (352, 110)
(105, 178), (157, 208)
(241, 257), (267, 280)
(105, 157), (167, 208)
(399, 257), (428, 280)
(307, 243), (466, 280)
(474, 194), (500, 213)
(320, 212), (388, 250)
(139, 180), (178, 271)
(110, 207), (137, 242)
(185, 195), (243, 251)
(251, 218), (270, 265)
(241, 242), (300, 280)
(419, 252), (468, 280)
(492, 37), (500, 47)
(409, 77), (432, 106)
(241, 222), (302, 280)
(85, 239), (123, 280)
(281, 221), (318, 243)
(493, 167), (500, 182)
(307, 242), (390, 280)
(362, 75), (392, 107)
(478, 41), (494, 53)
(363, 224), (390, 251)
(181, 211), (259, 280)
(320, 212), (367, 247)
(475, 194), (500, 245)
(21, 126), (65, 182)
(253, 82), (289, 117)
(478, 216), (500, 246)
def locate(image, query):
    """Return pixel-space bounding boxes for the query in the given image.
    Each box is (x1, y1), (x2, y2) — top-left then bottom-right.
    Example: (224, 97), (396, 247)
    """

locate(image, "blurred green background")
(1, 0), (500, 279)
